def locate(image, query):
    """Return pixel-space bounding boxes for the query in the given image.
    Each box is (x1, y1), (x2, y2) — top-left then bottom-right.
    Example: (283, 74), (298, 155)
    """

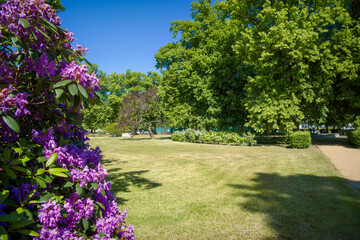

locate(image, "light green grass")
(89, 136), (360, 240)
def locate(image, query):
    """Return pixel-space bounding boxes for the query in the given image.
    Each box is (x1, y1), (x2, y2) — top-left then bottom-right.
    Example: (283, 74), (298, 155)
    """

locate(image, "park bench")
(122, 133), (132, 138)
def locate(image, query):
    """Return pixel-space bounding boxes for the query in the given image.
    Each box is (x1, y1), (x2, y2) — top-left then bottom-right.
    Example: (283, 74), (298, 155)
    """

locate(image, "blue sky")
(60, 0), (194, 75)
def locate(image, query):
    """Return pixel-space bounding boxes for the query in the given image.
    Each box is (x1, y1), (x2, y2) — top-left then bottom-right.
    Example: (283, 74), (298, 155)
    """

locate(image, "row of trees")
(155, 0), (360, 133)
(81, 70), (163, 136)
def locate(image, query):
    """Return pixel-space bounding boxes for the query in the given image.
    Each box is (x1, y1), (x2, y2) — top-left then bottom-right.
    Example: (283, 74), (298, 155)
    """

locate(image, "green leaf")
(68, 84), (78, 96)
(99, 232), (105, 238)
(37, 156), (46, 163)
(2, 116), (20, 133)
(14, 229), (39, 237)
(37, 168), (45, 175)
(83, 219), (89, 231)
(46, 153), (58, 167)
(19, 138), (27, 148)
(48, 168), (69, 173)
(0, 214), (21, 222)
(44, 175), (53, 184)
(76, 183), (83, 195)
(53, 79), (72, 88)
(63, 181), (74, 189)
(11, 36), (21, 49)
(0, 190), (9, 204)
(78, 85), (88, 99)
(48, 168), (69, 178)
(91, 183), (99, 190)
(5, 168), (16, 179)
(19, 18), (30, 28)
(34, 26), (50, 40)
(36, 178), (47, 188)
(0, 226), (8, 240)
(23, 208), (33, 221)
(11, 166), (29, 174)
(19, 155), (31, 164)
(23, 189), (36, 204)
(3, 148), (10, 162)
(35, 192), (52, 203)
(55, 89), (64, 98)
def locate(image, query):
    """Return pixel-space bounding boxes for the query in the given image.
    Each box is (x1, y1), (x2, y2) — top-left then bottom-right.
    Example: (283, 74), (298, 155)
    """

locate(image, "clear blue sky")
(60, 0), (194, 75)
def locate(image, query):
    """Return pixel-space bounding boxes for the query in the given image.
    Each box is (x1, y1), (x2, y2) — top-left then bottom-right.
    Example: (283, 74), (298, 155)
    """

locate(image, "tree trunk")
(325, 125), (329, 133)
(266, 124), (271, 133)
(148, 126), (154, 139)
(153, 123), (157, 135)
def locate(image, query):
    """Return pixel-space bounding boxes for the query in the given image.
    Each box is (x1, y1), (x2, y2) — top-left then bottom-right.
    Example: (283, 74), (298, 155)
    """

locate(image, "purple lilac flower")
(38, 200), (61, 228)
(119, 224), (136, 240)
(60, 61), (100, 92)
(0, 86), (30, 117)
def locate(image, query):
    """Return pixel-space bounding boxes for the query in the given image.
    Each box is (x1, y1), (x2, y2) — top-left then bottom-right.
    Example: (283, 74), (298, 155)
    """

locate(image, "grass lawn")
(89, 136), (360, 240)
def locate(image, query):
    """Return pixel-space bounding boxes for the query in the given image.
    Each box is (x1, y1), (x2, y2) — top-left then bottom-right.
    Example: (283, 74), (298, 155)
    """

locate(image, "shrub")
(289, 131), (311, 148)
(0, 1), (134, 239)
(348, 130), (360, 148)
(172, 129), (256, 146)
(106, 122), (129, 136)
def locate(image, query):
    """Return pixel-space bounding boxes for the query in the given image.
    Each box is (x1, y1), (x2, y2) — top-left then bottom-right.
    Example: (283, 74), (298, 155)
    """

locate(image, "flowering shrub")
(0, 1), (134, 239)
(172, 129), (257, 146)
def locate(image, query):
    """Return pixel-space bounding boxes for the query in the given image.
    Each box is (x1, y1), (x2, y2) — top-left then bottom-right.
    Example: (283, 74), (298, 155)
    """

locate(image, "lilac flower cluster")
(61, 61), (101, 92)
(0, 0), (67, 49)
(10, 183), (38, 205)
(0, 86), (30, 117)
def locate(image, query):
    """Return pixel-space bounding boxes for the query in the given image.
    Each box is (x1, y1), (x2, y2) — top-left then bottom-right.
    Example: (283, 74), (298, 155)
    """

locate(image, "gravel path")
(313, 135), (360, 191)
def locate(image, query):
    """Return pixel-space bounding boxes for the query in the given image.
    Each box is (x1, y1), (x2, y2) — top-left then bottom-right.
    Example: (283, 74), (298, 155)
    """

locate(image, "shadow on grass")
(106, 168), (162, 204)
(228, 173), (360, 239)
(119, 136), (172, 141)
(311, 135), (356, 149)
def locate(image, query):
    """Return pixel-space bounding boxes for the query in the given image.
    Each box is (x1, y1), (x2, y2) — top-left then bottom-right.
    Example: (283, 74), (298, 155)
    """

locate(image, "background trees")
(156, 0), (360, 133)
(118, 88), (163, 138)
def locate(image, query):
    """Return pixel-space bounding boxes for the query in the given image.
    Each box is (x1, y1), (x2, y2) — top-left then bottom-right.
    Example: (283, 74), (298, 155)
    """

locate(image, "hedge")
(172, 129), (257, 146)
(289, 131), (311, 148)
(348, 129), (360, 148)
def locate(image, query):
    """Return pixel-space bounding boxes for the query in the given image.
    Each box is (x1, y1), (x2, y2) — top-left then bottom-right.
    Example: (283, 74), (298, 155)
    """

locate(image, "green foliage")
(348, 130), (360, 148)
(0, 139), (70, 238)
(172, 129), (257, 146)
(106, 122), (129, 136)
(157, 0), (360, 133)
(156, 0), (248, 130)
(98, 70), (162, 123)
(81, 104), (112, 132)
(289, 131), (311, 149)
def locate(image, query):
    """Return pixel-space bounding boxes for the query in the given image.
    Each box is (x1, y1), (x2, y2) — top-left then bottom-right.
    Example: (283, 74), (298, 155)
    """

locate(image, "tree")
(98, 70), (161, 123)
(230, 0), (360, 133)
(118, 88), (163, 139)
(157, 0), (360, 133)
(81, 104), (112, 133)
(156, 0), (248, 130)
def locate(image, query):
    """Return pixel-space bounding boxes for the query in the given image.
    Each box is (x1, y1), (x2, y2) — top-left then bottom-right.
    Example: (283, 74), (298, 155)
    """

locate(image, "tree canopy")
(156, 0), (360, 133)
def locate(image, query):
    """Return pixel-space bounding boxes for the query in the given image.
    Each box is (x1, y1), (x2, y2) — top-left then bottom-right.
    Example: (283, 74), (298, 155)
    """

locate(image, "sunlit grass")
(89, 136), (360, 240)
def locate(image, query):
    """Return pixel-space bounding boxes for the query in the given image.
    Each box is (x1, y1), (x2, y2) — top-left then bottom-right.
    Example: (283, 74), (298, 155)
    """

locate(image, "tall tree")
(118, 88), (163, 138)
(156, 0), (248, 130)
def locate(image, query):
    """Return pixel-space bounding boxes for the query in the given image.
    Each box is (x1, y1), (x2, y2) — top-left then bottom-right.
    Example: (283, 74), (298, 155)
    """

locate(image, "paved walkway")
(313, 135), (360, 191)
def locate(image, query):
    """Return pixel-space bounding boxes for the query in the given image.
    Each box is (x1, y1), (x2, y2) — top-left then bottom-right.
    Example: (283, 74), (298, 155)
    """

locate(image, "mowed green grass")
(89, 136), (360, 240)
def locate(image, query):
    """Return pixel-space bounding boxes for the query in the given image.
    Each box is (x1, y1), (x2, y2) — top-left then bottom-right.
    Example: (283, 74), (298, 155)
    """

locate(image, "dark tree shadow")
(106, 167), (162, 204)
(312, 135), (355, 148)
(228, 173), (360, 239)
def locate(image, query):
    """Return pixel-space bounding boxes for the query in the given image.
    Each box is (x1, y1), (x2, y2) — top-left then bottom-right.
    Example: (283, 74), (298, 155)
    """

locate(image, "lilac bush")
(0, 0), (134, 239)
